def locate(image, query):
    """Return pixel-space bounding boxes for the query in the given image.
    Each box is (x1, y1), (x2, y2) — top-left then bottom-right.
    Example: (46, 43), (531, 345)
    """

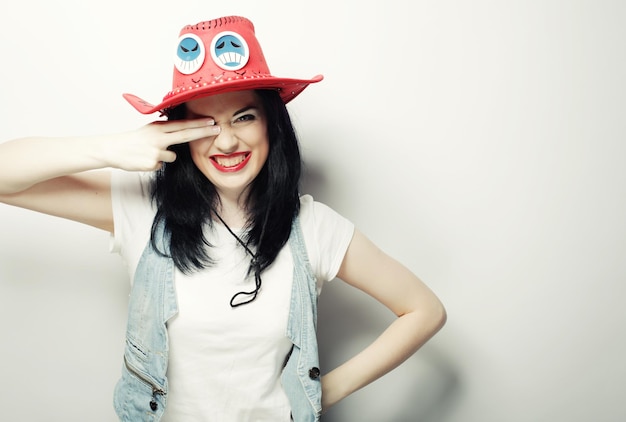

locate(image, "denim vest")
(112, 217), (322, 421)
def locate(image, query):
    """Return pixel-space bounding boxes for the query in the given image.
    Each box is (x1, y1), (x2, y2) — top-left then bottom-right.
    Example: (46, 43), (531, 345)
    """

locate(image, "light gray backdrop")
(1, 0), (625, 421)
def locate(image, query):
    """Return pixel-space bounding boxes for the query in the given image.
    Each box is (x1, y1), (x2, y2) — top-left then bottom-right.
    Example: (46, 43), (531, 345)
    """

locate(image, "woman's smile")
(210, 151), (251, 172)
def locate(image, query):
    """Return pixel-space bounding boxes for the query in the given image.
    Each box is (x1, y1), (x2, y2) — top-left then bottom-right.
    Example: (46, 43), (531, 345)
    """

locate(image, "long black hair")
(149, 89), (302, 283)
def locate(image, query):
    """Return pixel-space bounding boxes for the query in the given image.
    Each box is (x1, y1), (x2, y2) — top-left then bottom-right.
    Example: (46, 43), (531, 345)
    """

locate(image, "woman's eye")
(233, 114), (256, 124)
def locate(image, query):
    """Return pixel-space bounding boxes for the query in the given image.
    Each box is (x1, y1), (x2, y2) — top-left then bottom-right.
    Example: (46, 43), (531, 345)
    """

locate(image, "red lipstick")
(209, 152), (251, 172)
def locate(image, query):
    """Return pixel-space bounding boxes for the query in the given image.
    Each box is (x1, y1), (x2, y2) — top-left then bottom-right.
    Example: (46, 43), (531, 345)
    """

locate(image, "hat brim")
(123, 74), (323, 115)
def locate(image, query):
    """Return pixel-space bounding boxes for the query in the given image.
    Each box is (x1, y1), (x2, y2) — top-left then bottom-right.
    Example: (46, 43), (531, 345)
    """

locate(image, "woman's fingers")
(104, 119), (219, 172)
(151, 118), (212, 131)
(160, 149), (177, 163)
(149, 119), (221, 146)
(168, 124), (222, 145)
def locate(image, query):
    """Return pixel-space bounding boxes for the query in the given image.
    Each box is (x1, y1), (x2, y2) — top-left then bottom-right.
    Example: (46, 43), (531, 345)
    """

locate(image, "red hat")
(123, 16), (323, 114)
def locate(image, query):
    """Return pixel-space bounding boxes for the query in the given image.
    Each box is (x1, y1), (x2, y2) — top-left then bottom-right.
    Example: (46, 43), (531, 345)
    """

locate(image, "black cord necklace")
(214, 211), (268, 308)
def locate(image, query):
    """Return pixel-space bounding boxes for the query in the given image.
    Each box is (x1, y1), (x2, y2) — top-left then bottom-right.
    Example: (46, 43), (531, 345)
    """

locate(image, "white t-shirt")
(110, 170), (354, 421)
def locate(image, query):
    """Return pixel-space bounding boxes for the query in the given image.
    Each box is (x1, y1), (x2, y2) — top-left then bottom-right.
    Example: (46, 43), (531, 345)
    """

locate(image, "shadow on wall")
(302, 161), (460, 421)
(317, 279), (459, 422)
(300, 160), (327, 201)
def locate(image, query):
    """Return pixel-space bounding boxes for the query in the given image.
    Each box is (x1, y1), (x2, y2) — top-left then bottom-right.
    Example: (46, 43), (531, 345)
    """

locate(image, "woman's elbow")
(419, 296), (447, 337)
(432, 300), (447, 333)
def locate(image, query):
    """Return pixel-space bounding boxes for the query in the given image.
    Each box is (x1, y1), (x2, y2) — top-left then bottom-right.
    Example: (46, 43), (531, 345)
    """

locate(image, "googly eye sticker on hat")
(210, 31), (249, 71)
(174, 33), (206, 75)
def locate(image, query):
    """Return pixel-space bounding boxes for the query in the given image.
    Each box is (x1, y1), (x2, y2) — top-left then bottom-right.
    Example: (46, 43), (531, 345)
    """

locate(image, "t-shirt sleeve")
(109, 170), (155, 255)
(298, 195), (355, 286)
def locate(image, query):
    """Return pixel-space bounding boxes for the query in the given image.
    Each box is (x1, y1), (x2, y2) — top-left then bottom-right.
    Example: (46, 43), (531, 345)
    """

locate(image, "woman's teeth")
(215, 155), (246, 167)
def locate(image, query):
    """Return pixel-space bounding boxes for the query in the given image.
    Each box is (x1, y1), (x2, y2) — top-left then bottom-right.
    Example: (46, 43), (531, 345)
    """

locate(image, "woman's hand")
(321, 230), (446, 411)
(101, 119), (220, 172)
(0, 118), (220, 195)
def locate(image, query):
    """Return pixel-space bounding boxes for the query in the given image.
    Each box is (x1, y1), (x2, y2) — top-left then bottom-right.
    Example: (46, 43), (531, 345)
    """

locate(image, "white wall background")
(1, 0), (625, 421)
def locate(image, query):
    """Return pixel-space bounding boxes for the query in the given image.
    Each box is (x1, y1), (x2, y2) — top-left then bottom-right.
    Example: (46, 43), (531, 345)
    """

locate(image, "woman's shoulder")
(299, 193), (315, 209)
(110, 170), (157, 253)
(111, 170), (155, 205)
(298, 194), (333, 223)
(297, 194), (354, 237)
(298, 194), (337, 215)
(112, 169), (154, 192)
(296, 194), (355, 283)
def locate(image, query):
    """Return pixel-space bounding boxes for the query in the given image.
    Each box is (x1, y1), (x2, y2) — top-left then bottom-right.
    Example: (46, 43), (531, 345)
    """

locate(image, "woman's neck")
(214, 194), (250, 229)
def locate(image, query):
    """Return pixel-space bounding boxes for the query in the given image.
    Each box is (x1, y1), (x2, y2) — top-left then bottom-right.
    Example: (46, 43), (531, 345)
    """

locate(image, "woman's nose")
(213, 125), (238, 153)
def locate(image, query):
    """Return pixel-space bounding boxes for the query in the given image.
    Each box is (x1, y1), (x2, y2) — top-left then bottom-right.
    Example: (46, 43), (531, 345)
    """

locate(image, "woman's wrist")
(321, 370), (351, 412)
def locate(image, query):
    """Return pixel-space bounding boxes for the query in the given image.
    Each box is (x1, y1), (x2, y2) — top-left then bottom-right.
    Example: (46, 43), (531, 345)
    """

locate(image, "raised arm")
(0, 119), (220, 232)
(321, 229), (447, 410)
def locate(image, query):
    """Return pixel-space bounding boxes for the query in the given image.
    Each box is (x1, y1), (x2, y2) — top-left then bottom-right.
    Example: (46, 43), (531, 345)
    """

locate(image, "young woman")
(0, 16), (446, 421)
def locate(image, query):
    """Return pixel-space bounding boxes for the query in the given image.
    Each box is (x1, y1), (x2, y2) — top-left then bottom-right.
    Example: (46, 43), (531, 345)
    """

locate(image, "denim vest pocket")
(114, 361), (165, 421)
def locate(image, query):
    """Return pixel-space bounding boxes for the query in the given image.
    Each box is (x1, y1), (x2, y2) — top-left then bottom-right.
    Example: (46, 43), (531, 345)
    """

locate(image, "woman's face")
(185, 90), (269, 202)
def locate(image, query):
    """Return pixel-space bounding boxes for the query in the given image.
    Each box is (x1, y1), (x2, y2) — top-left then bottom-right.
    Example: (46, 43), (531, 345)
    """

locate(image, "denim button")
(308, 367), (320, 379)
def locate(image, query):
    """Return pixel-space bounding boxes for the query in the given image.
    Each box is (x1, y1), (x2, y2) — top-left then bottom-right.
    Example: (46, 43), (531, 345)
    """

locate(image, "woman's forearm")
(321, 305), (446, 411)
(0, 119), (219, 195)
(0, 135), (110, 194)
